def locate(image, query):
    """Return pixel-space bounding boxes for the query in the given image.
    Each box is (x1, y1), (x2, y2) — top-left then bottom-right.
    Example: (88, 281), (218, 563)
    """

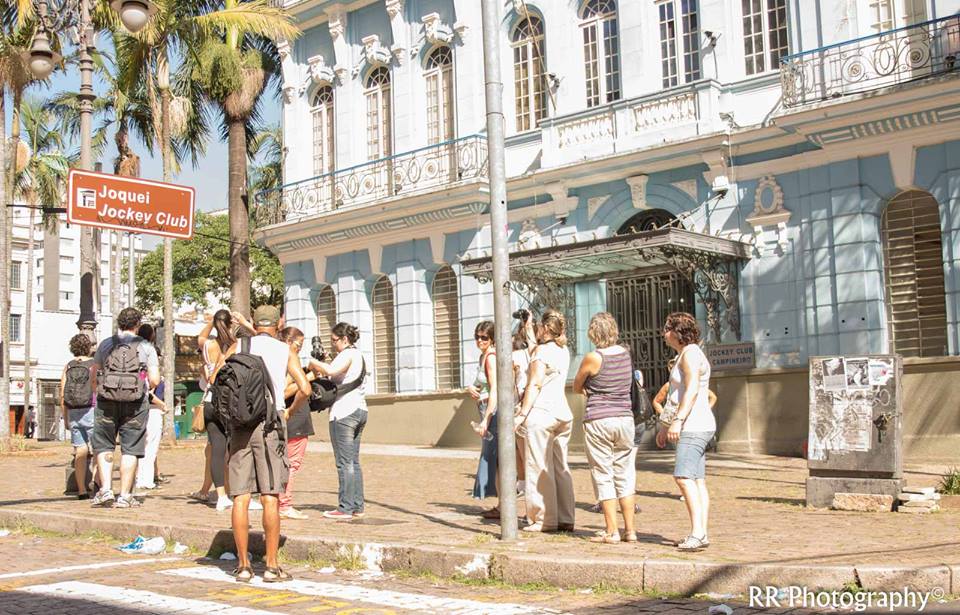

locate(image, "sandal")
(189, 491), (211, 503)
(623, 531), (638, 543)
(481, 507), (500, 519)
(589, 531), (621, 544)
(677, 535), (709, 551)
(232, 566), (253, 583)
(263, 566), (292, 583)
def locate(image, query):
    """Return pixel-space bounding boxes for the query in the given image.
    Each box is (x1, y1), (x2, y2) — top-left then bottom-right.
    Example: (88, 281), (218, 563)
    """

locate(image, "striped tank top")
(583, 347), (633, 422)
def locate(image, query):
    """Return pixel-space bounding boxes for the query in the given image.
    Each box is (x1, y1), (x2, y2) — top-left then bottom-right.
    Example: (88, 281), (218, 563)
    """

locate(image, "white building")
(8, 206), (147, 436)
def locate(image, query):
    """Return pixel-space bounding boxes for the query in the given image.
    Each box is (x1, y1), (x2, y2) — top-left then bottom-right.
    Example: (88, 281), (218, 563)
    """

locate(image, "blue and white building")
(259, 0), (960, 455)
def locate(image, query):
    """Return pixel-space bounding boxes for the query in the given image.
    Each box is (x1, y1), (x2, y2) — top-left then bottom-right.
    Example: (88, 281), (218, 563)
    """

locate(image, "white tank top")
(531, 341), (572, 422)
(667, 343), (715, 433)
(247, 334), (290, 412)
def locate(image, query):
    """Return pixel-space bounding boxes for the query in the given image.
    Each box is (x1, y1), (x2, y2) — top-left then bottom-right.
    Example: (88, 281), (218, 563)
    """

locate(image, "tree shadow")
(736, 495), (805, 506)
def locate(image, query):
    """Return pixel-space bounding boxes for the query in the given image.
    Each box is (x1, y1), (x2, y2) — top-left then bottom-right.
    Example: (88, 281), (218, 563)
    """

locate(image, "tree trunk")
(161, 85), (177, 446)
(0, 90), (10, 440)
(23, 204), (35, 437)
(228, 117), (250, 315)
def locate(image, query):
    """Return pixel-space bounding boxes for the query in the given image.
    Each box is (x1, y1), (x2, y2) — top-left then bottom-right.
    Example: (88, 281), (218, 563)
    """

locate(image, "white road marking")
(0, 557), (181, 579)
(163, 566), (567, 615)
(20, 580), (283, 614)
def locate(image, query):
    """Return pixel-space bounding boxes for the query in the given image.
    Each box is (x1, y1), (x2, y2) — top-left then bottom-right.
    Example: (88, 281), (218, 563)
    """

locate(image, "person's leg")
(612, 417), (637, 537)
(119, 455), (139, 497)
(118, 401), (148, 499)
(261, 494), (281, 568)
(91, 403), (118, 496)
(334, 413), (361, 514)
(280, 437), (308, 513)
(136, 409), (162, 488)
(350, 412), (367, 513)
(552, 419), (575, 528)
(208, 419), (229, 499)
(232, 493), (251, 568)
(74, 445), (89, 496)
(583, 420), (617, 535)
(675, 477), (703, 536)
(522, 412), (550, 526)
(697, 479), (709, 538)
(329, 417), (351, 513)
(198, 442), (213, 496)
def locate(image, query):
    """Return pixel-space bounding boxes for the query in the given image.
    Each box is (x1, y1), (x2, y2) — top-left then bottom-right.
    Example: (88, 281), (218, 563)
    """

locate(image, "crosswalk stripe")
(162, 566), (567, 615)
(20, 580), (284, 614)
(0, 557), (182, 579)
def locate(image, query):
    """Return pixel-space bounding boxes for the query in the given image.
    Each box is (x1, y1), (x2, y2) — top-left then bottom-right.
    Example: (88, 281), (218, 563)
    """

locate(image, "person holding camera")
(278, 327), (314, 520)
(310, 322), (368, 520)
(515, 309), (575, 533)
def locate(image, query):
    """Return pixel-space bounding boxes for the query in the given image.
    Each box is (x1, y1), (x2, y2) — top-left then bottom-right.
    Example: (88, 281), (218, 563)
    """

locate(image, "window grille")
(365, 67), (392, 161)
(312, 86), (335, 176)
(433, 266), (461, 390)
(742, 0), (788, 75)
(372, 275), (396, 394)
(512, 16), (547, 131)
(881, 190), (948, 358)
(426, 47), (455, 145)
(657, 0), (700, 88)
(10, 314), (22, 343)
(10, 261), (22, 290)
(581, 0), (621, 107)
(316, 285), (337, 341)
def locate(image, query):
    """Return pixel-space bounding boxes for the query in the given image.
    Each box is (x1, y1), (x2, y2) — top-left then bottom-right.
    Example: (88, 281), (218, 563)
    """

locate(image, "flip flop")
(232, 566), (253, 583)
(263, 567), (292, 583)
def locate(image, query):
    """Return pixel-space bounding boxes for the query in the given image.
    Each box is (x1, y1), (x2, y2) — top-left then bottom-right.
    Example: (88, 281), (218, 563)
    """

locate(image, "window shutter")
(882, 190), (948, 357)
(372, 276), (396, 394)
(316, 286), (336, 341)
(433, 267), (461, 389)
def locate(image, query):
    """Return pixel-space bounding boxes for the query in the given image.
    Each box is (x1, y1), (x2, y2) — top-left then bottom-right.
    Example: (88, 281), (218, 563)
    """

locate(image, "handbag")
(309, 354), (366, 412)
(190, 404), (206, 433)
(630, 376), (655, 426)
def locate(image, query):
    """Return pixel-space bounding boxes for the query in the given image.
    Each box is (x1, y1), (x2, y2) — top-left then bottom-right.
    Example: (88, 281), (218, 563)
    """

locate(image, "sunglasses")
(474, 334), (491, 341)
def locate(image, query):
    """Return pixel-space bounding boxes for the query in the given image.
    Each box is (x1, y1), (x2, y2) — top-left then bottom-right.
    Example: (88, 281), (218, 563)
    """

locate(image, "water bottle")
(634, 369), (643, 386)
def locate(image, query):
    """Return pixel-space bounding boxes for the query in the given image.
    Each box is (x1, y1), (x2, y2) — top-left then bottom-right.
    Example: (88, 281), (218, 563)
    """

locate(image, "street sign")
(67, 169), (195, 239)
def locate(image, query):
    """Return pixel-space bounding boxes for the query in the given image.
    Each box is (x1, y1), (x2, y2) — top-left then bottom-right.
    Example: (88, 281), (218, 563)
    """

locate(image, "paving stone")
(831, 492), (894, 512)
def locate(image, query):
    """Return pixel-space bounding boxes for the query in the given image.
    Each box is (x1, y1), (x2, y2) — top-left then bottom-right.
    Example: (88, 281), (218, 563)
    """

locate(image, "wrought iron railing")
(780, 14), (960, 107)
(255, 134), (488, 226)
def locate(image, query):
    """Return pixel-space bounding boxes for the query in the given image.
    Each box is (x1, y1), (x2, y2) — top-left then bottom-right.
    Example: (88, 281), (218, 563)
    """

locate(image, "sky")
(7, 46), (282, 250)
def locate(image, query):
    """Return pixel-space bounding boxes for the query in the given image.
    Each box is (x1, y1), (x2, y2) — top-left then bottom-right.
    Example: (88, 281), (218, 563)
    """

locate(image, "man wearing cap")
(228, 305), (311, 583)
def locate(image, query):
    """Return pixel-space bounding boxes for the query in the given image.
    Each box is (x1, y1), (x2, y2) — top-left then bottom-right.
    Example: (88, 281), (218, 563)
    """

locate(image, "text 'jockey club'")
(95, 185), (189, 230)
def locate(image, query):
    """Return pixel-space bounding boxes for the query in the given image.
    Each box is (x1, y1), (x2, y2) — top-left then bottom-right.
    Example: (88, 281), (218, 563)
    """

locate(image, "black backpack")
(63, 359), (94, 408)
(213, 337), (277, 432)
(97, 336), (145, 403)
(309, 354), (366, 412)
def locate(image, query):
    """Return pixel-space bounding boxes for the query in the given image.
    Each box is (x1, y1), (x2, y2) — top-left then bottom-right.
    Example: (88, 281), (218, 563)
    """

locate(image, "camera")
(310, 336), (330, 362)
(512, 308), (530, 322)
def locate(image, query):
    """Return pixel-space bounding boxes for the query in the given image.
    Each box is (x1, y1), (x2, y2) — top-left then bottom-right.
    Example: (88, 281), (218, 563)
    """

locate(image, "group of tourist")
(469, 310), (715, 551)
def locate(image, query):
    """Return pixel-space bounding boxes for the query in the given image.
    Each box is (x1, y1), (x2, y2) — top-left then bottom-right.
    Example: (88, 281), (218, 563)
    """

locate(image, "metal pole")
(74, 0), (99, 339)
(480, 0), (517, 541)
(128, 232), (136, 306)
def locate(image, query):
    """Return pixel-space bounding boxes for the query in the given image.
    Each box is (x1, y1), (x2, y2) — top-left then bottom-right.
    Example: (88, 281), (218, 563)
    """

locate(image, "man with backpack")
(61, 333), (97, 499)
(89, 307), (160, 508)
(215, 305), (309, 583)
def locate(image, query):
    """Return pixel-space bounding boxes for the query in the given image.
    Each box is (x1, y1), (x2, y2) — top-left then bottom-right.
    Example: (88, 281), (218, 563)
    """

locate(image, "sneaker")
(323, 510), (353, 520)
(91, 489), (115, 507)
(156, 474), (171, 484)
(279, 508), (309, 520)
(216, 497), (233, 512)
(114, 495), (142, 509)
(248, 498), (263, 511)
(77, 493), (91, 501)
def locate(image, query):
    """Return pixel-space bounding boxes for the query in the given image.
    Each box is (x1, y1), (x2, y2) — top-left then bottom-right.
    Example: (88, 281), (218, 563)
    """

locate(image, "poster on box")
(868, 359), (893, 386)
(820, 357), (847, 392)
(844, 358), (869, 390)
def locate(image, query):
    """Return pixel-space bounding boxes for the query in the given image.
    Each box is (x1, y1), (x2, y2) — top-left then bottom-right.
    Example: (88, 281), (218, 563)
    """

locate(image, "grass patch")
(469, 533), (494, 545)
(0, 436), (32, 454)
(334, 548), (365, 571)
(939, 467), (960, 495)
(452, 574), (558, 592)
(588, 580), (644, 596)
(279, 547), (334, 570)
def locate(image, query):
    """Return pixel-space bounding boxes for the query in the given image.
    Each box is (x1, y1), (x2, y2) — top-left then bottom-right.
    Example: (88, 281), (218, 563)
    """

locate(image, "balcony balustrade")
(256, 134), (488, 227)
(780, 14), (960, 107)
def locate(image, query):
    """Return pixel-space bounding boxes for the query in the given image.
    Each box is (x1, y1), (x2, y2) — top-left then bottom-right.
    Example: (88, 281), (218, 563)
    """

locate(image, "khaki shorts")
(227, 421), (288, 497)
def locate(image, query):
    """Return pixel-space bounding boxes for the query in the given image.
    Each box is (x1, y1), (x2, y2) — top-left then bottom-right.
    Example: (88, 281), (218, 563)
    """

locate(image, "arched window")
(372, 275), (396, 393)
(432, 266), (461, 389)
(364, 67), (392, 161)
(511, 15), (547, 132)
(881, 190), (948, 357)
(580, 0), (621, 107)
(425, 47), (455, 145)
(312, 86), (335, 176)
(316, 285), (337, 345)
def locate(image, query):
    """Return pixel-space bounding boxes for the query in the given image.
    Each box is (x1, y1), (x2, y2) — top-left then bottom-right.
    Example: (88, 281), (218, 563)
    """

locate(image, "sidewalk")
(1, 441), (957, 597)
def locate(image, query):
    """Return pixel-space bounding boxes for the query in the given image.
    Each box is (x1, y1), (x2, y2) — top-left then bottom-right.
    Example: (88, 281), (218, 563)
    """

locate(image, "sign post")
(68, 169), (196, 239)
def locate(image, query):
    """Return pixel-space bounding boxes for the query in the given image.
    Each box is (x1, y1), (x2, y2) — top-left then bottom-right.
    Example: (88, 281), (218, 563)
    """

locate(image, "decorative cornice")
(282, 85), (297, 104)
(327, 10), (346, 41)
(806, 104), (960, 147)
(276, 39), (291, 60)
(422, 12), (454, 45)
(307, 55), (337, 86)
(362, 34), (393, 68)
(625, 174), (648, 209)
(745, 175), (790, 255)
(385, 0), (403, 19)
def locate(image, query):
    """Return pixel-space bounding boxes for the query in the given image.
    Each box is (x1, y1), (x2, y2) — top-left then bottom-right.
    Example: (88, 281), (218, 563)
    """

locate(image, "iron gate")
(606, 270), (696, 393)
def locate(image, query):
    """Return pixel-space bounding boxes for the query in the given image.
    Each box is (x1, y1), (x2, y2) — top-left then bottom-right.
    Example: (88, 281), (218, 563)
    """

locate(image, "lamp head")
(24, 30), (61, 80)
(111, 0), (158, 33)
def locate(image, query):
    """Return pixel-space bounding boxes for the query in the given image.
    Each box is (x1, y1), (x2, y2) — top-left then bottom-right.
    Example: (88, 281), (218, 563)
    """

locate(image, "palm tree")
(248, 122), (282, 197)
(13, 97), (70, 433)
(189, 0), (297, 315)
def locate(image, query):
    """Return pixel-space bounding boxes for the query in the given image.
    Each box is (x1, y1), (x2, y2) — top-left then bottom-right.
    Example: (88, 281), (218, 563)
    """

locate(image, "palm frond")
(192, 2), (300, 42)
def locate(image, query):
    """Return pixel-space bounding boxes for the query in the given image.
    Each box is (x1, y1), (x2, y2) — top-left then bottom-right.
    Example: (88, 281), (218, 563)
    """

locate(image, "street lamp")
(110, 0), (158, 34)
(23, 29), (61, 80)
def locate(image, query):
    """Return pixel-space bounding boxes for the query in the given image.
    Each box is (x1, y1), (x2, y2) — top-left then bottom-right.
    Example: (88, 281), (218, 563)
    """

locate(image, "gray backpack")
(97, 336), (145, 402)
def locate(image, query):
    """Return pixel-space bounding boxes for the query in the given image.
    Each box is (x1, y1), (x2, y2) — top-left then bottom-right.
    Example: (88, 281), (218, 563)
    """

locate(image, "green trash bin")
(183, 391), (205, 439)
(172, 382), (204, 439)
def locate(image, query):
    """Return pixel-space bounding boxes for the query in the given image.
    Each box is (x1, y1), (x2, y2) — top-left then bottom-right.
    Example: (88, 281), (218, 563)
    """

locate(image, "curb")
(1, 508), (955, 597)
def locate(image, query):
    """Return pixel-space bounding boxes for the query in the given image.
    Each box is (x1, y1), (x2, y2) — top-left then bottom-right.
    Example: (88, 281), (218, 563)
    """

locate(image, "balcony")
(780, 14), (960, 108)
(539, 81), (722, 168)
(256, 135), (488, 227)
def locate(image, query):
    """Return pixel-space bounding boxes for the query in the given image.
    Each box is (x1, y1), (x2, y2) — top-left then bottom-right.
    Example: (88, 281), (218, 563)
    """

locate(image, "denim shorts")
(68, 407), (94, 447)
(674, 431), (714, 479)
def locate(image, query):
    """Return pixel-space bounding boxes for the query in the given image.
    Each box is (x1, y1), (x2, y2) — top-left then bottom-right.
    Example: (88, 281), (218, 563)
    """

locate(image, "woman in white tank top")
(657, 312), (715, 552)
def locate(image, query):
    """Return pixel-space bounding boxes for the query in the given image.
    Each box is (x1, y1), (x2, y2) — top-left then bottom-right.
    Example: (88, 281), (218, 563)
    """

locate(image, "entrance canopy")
(459, 226), (753, 342)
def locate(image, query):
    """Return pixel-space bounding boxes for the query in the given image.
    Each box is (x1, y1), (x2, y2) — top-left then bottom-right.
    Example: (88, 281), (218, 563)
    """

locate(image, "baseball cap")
(253, 305), (281, 327)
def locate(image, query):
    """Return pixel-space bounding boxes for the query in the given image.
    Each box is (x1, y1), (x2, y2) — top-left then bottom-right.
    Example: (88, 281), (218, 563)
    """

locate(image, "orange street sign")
(67, 169), (196, 239)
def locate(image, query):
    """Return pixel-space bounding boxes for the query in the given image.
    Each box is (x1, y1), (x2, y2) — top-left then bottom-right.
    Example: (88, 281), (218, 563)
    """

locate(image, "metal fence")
(256, 134), (488, 226)
(780, 14), (960, 107)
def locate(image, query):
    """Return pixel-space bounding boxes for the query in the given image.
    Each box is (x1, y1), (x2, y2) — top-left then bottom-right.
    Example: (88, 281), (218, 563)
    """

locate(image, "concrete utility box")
(805, 355), (903, 508)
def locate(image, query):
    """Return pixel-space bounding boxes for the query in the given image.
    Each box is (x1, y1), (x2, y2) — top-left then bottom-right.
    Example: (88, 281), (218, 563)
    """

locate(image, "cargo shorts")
(91, 397), (149, 457)
(227, 421), (289, 497)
